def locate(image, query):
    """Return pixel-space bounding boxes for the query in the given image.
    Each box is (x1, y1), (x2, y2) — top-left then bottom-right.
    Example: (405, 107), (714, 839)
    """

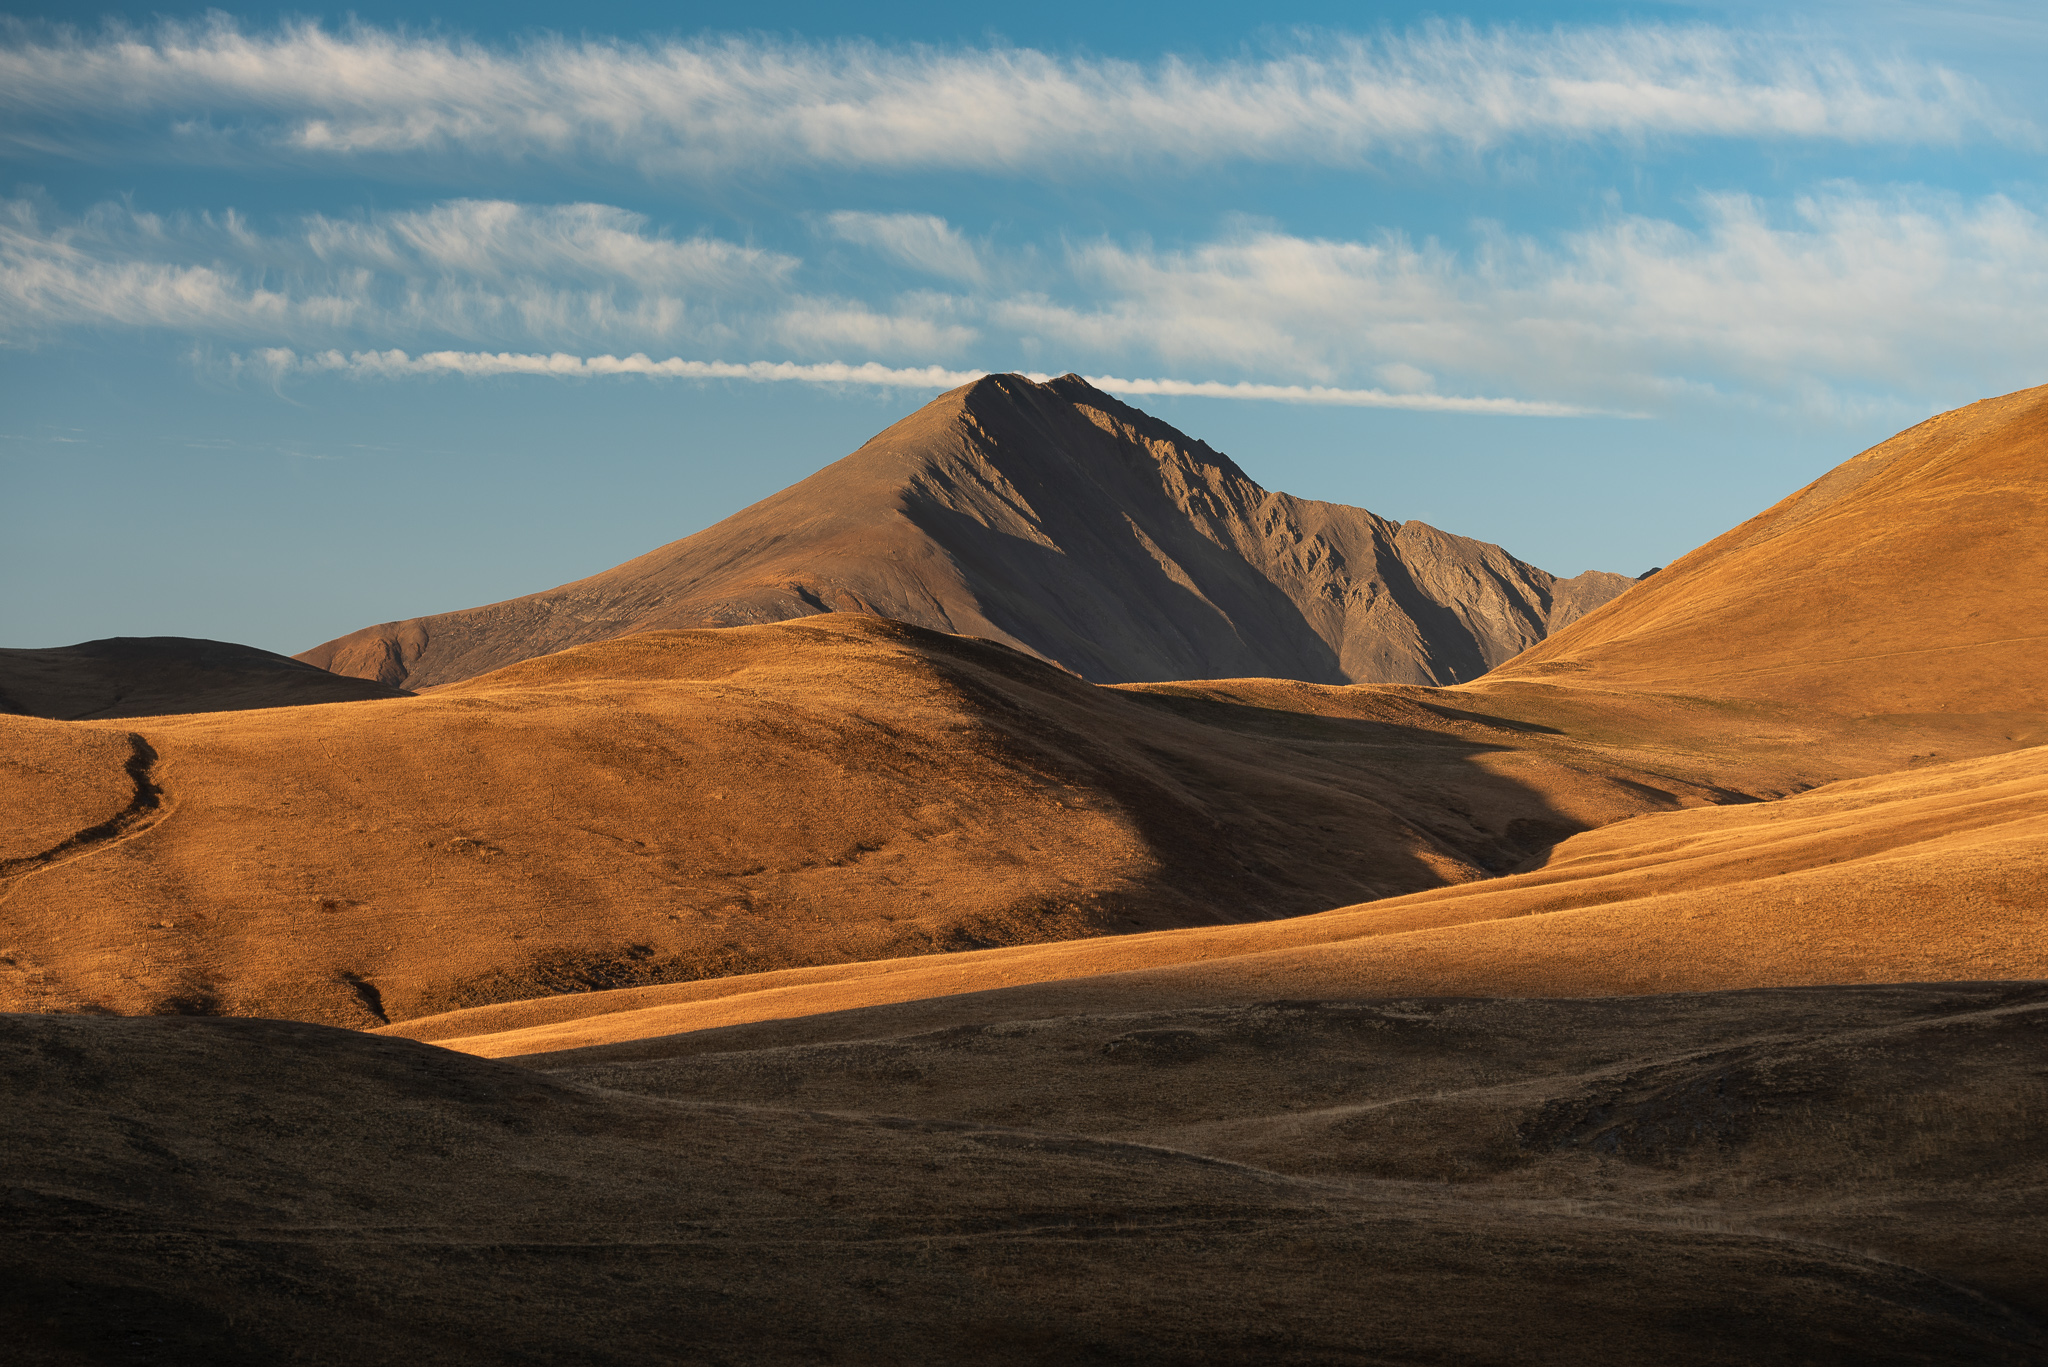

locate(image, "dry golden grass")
(382, 741), (2048, 1059)
(1494, 382), (2048, 713)
(11, 385), (2048, 1046)
(363, 384), (2048, 1061)
(0, 724), (139, 863)
(12, 616), (1824, 1027)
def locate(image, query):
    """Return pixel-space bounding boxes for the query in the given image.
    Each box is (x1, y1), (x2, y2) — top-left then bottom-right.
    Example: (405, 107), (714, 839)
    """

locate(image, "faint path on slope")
(0, 732), (169, 892)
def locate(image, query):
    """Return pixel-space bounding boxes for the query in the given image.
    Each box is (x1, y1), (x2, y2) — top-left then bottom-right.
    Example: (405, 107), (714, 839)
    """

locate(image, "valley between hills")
(4, 374), (2046, 1365)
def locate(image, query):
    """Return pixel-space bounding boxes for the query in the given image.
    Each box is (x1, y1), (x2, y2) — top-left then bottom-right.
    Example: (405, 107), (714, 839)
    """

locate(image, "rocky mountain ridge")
(300, 374), (1634, 689)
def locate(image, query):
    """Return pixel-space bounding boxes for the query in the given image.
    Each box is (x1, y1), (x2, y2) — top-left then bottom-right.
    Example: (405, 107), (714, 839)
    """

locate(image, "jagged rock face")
(300, 374), (1633, 689)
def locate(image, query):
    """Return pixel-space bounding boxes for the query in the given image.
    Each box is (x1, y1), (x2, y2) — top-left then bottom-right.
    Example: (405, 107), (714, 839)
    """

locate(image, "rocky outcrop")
(300, 375), (1636, 688)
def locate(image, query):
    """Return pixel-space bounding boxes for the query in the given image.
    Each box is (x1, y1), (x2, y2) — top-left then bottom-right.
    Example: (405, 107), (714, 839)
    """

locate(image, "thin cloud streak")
(0, 18), (2013, 176)
(1090, 375), (1616, 416)
(257, 348), (987, 388)
(241, 346), (1607, 414)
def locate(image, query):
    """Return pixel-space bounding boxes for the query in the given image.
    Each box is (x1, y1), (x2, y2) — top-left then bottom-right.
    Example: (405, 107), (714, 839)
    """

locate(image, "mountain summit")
(301, 374), (1633, 689)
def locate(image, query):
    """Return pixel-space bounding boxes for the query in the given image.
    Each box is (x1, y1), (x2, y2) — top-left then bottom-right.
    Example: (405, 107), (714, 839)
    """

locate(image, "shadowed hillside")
(299, 375), (1634, 689)
(0, 637), (409, 720)
(3, 616), (1816, 1028)
(4, 986), (2042, 1365)
(387, 735), (2047, 1058)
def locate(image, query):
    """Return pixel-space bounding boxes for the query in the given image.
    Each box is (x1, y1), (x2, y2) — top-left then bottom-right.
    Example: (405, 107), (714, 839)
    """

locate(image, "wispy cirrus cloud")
(298, 199), (779, 289)
(771, 291), (978, 356)
(1007, 189), (2048, 416)
(825, 213), (988, 282)
(0, 196), (801, 347)
(0, 18), (2015, 177)
(12, 189), (2048, 420)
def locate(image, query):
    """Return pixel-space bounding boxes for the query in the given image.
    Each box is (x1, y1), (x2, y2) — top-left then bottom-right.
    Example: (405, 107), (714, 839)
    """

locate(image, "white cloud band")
(263, 348), (986, 389)
(16, 189), (2048, 422)
(0, 19), (2010, 175)
(1086, 375), (1608, 416)
(0, 196), (792, 347)
(246, 348), (1601, 415)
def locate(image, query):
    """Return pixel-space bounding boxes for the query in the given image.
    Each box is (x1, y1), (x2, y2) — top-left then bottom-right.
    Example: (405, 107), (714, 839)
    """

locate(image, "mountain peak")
(300, 381), (1630, 690)
(944, 371), (1253, 487)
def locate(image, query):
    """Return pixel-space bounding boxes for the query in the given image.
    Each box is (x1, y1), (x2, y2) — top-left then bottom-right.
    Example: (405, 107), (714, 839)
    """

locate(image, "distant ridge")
(300, 374), (1634, 689)
(0, 636), (410, 720)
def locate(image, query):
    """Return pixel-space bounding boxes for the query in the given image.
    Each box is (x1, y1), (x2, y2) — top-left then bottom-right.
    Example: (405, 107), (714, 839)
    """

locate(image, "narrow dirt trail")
(0, 732), (168, 892)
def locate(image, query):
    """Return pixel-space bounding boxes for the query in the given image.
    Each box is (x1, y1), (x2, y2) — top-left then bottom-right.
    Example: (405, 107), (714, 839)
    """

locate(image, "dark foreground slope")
(4, 985), (2043, 1366)
(301, 374), (1633, 689)
(0, 637), (408, 719)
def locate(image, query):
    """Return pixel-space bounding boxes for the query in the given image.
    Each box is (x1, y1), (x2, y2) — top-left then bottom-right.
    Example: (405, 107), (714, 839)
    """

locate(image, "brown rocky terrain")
(0, 637), (409, 720)
(299, 374), (1635, 690)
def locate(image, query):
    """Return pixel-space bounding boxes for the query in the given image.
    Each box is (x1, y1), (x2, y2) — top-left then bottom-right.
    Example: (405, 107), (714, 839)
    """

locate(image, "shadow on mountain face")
(297, 374), (1632, 692)
(902, 493), (1351, 685)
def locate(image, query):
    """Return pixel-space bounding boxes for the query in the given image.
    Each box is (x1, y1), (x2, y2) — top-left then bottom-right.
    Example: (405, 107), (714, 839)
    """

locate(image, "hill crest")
(0, 636), (409, 720)
(1488, 381), (2048, 714)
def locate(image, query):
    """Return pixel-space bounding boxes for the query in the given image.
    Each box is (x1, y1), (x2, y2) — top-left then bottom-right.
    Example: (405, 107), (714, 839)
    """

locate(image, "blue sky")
(5, 1), (2046, 653)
